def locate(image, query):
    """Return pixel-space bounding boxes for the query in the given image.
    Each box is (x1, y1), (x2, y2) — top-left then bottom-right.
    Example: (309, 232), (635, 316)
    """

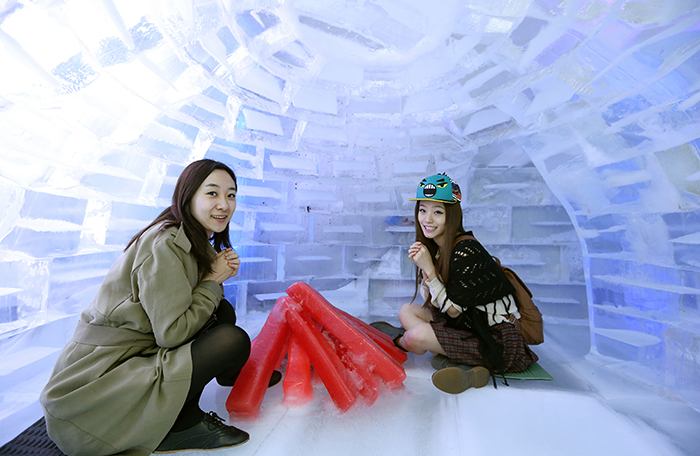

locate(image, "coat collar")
(173, 223), (192, 253)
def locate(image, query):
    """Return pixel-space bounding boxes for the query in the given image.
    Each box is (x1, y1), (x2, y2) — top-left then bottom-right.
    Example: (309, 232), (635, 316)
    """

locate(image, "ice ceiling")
(1, 0), (700, 417)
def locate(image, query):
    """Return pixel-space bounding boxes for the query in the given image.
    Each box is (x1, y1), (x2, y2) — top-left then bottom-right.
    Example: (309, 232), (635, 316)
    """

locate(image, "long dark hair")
(412, 200), (465, 304)
(125, 159), (237, 275)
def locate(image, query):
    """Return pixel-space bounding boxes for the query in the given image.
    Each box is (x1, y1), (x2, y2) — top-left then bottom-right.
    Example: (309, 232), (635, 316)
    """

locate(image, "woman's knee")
(398, 302), (431, 328)
(201, 324), (251, 361)
(189, 324), (251, 390)
(402, 323), (440, 354)
(398, 302), (418, 321)
(215, 299), (237, 325)
(222, 325), (251, 355)
(402, 325), (427, 353)
(397, 303), (412, 321)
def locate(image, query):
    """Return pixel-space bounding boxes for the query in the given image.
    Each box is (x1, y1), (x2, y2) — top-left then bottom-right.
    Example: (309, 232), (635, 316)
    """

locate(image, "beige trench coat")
(41, 223), (223, 456)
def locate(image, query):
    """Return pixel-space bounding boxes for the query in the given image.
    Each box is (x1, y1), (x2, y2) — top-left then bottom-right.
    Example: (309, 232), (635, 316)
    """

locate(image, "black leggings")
(170, 300), (251, 432)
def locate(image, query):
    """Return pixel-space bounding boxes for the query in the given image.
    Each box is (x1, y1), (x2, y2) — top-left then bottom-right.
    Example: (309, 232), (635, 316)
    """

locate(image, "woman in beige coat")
(41, 159), (259, 455)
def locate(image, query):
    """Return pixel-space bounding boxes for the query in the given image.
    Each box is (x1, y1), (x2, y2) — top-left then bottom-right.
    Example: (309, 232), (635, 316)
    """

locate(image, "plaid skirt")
(430, 307), (538, 373)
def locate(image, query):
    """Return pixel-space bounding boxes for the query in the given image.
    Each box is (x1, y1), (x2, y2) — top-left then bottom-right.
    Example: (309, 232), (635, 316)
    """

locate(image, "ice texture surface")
(1, 0), (700, 453)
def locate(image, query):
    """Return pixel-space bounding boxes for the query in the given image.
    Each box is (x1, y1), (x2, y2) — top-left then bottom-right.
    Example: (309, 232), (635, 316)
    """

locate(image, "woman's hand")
(408, 242), (436, 281)
(202, 248), (240, 284)
(223, 248), (241, 277)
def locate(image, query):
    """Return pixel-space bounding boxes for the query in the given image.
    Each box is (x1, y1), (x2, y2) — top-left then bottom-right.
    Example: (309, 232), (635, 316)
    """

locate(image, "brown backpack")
(454, 234), (544, 345)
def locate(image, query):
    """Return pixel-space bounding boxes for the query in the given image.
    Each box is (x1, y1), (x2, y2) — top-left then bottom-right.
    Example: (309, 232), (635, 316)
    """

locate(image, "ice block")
(226, 296), (291, 419)
(282, 334), (314, 408)
(286, 305), (359, 412)
(287, 282), (406, 388)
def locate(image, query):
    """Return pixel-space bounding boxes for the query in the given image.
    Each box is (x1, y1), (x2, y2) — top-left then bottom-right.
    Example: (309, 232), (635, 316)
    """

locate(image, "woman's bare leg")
(398, 303), (432, 329)
(397, 303), (446, 356)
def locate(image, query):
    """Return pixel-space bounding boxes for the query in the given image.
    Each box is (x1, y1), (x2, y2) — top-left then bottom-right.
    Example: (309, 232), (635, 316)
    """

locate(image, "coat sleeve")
(136, 235), (222, 348)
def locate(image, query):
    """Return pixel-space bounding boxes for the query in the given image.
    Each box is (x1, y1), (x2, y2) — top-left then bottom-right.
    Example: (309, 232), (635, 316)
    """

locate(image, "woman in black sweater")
(372, 173), (537, 394)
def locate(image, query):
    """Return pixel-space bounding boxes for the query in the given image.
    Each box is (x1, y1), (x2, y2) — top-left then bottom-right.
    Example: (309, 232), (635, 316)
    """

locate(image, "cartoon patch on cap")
(409, 173), (461, 204)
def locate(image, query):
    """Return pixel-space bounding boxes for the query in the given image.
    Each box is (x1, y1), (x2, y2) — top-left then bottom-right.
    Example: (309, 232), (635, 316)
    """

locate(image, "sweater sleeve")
(419, 282), (429, 301)
(425, 277), (463, 313)
(136, 235), (222, 349)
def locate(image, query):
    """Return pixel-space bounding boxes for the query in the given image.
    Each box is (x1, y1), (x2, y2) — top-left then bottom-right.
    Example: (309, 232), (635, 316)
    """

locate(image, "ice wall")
(0, 0), (699, 436)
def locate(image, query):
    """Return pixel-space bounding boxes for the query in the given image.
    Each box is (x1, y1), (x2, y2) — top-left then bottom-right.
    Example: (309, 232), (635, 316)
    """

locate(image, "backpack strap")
(453, 232), (477, 248)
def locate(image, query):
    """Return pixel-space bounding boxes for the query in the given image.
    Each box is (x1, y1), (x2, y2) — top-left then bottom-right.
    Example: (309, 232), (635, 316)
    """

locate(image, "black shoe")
(370, 321), (405, 339)
(154, 412), (249, 454)
(369, 321), (406, 339)
(432, 366), (491, 394)
(268, 370), (282, 388)
(370, 321), (407, 351)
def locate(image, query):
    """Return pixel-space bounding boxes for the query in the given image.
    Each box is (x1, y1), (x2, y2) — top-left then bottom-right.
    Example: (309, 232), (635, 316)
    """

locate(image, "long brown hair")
(125, 159), (237, 275)
(412, 200), (466, 304)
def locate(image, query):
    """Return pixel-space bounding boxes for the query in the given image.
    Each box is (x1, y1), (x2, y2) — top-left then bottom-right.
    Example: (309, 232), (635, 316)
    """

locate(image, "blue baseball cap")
(409, 173), (462, 204)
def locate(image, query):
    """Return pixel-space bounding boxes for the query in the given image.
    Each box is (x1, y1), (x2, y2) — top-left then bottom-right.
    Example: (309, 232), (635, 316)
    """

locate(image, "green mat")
(496, 362), (553, 381)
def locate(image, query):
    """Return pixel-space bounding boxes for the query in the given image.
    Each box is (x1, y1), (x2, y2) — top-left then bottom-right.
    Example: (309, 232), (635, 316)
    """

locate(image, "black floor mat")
(0, 417), (66, 455)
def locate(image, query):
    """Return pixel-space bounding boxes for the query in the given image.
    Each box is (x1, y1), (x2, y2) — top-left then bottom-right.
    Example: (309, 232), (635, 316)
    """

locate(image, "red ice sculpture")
(226, 282), (407, 418)
(226, 295), (291, 419)
(287, 282), (406, 388)
(335, 306), (408, 365)
(282, 334), (314, 407)
(325, 328), (380, 405)
(286, 304), (359, 412)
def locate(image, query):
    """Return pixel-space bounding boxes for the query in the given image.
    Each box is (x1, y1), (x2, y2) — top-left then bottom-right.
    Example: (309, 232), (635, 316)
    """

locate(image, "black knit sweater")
(445, 233), (514, 309)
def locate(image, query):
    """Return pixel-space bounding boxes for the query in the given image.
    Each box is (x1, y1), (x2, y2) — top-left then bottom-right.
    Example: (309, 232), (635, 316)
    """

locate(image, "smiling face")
(189, 169), (237, 238)
(417, 201), (446, 243)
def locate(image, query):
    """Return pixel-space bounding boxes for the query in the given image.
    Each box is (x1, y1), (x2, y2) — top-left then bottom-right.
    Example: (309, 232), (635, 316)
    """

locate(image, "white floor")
(190, 316), (695, 456)
(1, 314), (697, 456)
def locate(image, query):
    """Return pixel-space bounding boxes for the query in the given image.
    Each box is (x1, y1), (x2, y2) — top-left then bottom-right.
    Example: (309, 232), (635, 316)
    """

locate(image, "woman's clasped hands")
(408, 241), (437, 282)
(203, 248), (241, 284)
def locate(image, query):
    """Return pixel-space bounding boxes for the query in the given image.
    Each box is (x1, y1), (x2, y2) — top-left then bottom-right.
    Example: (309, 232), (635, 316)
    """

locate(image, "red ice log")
(287, 282), (406, 388)
(282, 334), (314, 408)
(286, 305), (358, 412)
(226, 296), (291, 419)
(275, 338), (289, 369)
(335, 307), (408, 365)
(325, 329), (380, 406)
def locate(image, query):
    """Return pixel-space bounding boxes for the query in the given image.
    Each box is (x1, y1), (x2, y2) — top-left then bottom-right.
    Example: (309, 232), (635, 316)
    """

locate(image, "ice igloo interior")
(1, 0), (700, 453)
